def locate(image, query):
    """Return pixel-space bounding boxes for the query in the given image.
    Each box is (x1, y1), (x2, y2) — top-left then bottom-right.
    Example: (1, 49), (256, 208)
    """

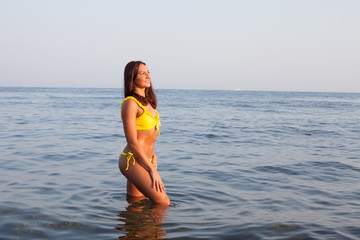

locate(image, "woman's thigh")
(127, 180), (144, 197)
(119, 156), (170, 205)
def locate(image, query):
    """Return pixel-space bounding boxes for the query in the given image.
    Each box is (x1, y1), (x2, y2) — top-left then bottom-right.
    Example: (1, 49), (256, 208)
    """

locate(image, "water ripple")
(1, 88), (359, 239)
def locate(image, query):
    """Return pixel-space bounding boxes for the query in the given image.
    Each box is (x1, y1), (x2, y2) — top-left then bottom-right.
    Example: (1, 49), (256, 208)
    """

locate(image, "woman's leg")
(119, 156), (170, 205)
(127, 180), (144, 197)
(126, 194), (147, 204)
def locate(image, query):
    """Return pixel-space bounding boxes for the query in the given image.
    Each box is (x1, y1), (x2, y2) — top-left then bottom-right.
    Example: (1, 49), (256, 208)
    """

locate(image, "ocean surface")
(0, 87), (359, 240)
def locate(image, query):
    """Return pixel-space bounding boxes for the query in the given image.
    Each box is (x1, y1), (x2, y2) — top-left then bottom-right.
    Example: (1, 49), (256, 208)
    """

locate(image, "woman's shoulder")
(121, 97), (138, 119)
(121, 96), (145, 118)
(122, 96), (143, 108)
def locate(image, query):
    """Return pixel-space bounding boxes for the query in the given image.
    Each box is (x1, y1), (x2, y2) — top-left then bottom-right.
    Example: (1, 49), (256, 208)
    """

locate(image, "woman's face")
(134, 64), (151, 89)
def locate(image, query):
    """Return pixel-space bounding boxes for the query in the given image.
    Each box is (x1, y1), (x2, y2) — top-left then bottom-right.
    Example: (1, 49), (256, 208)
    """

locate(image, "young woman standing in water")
(119, 61), (170, 205)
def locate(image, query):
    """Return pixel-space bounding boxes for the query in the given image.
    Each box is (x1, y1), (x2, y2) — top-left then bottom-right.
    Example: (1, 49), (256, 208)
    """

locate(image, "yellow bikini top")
(121, 96), (161, 134)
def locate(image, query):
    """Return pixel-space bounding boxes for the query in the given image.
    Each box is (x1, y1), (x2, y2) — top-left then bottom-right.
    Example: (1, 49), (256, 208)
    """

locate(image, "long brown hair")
(123, 61), (157, 109)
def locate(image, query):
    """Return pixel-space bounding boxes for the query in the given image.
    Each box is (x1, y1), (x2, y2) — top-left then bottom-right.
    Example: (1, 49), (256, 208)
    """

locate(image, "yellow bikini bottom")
(121, 151), (153, 170)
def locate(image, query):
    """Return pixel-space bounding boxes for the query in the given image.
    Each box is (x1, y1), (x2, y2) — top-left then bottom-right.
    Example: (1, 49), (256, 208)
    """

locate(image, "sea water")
(0, 87), (359, 239)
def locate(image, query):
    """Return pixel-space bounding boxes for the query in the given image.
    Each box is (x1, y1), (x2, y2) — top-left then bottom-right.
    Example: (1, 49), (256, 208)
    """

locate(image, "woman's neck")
(134, 88), (145, 97)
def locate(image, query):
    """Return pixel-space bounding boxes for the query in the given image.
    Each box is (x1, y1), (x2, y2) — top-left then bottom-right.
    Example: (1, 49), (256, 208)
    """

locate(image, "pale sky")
(0, 0), (359, 92)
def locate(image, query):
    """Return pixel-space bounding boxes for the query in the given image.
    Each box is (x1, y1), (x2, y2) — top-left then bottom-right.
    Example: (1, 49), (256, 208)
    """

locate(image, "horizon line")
(0, 86), (359, 94)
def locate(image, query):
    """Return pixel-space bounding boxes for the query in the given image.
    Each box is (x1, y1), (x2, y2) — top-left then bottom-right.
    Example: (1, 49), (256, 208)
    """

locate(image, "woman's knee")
(159, 197), (170, 206)
(150, 192), (170, 206)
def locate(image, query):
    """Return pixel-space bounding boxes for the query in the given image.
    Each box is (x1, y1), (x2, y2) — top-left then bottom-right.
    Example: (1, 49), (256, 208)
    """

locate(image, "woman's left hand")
(150, 169), (165, 192)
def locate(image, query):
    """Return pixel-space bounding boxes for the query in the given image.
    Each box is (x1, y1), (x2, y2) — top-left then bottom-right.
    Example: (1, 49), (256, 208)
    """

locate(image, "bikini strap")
(121, 151), (136, 170)
(121, 96), (146, 120)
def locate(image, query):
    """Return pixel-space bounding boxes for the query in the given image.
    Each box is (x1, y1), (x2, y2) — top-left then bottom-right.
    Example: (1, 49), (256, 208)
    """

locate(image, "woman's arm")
(152, 153), (157, 170)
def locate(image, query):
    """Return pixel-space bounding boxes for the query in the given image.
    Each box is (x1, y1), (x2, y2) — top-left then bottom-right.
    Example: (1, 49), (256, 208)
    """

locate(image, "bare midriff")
(121, 128), (158, 161)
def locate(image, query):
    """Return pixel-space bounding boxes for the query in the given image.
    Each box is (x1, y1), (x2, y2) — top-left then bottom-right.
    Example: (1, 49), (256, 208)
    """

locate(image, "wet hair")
(123, 61), (157, 109)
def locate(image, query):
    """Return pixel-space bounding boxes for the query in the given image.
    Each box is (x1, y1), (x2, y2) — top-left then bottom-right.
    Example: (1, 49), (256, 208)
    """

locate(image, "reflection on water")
(116, 196), (169, 239)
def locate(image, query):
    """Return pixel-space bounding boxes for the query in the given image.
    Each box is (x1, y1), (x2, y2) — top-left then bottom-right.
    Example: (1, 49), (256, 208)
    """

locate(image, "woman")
(119, 61), (170, 206)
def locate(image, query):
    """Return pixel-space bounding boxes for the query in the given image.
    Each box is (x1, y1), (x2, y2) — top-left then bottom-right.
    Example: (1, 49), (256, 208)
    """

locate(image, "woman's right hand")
(150, 170), (165, 192)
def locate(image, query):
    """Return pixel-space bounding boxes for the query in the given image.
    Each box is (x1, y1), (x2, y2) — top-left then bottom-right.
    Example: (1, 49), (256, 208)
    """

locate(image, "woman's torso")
(121, 97), (160, 158)
(122, 129), (158, 157)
